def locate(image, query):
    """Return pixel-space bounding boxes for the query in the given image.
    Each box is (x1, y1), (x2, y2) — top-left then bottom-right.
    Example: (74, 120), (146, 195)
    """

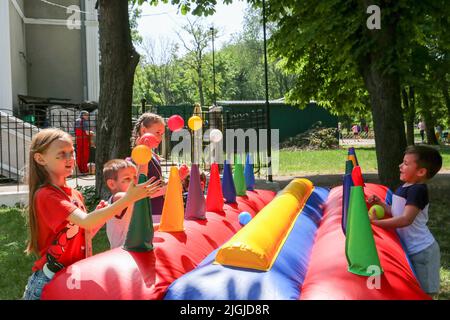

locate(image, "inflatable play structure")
(41, 147), (431, 300)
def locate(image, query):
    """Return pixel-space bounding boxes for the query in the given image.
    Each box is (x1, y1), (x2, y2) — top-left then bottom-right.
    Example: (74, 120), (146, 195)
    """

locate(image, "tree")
(259, 0), (449, 189)
(176, 18), (212, 106)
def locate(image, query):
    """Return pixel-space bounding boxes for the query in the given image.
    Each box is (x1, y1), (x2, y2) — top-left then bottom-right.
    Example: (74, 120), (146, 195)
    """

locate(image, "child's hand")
(367, 194), (381, 206)
(125, 176), (162, 202)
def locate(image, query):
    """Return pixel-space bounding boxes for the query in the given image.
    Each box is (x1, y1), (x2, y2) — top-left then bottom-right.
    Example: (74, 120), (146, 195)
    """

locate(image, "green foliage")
(75, 185), (101, 212)
(131, 0), (233, 17)
(132, 4), (293, 106)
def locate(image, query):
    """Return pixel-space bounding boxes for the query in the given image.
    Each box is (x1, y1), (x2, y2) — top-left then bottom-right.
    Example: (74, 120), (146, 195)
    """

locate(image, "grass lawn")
(0, 207), (110, 300)
(278, 145), (450, 175)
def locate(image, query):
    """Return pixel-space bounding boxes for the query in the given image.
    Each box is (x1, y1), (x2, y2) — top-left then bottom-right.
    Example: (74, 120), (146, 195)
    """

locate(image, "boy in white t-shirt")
(103, 159), (138, 249)
(368, 145), (442, 296)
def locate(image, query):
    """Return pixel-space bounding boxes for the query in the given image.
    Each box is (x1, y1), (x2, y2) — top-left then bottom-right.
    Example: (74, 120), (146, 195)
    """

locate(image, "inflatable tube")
(300, 183), (431, 300)
(215, 179), (313, 271)
(164, 187), (329, 300)
(41, 190), (275, 300)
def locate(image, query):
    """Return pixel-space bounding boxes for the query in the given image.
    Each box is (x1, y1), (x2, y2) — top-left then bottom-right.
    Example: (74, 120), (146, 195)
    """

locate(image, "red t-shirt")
(32, 185), (87, 273)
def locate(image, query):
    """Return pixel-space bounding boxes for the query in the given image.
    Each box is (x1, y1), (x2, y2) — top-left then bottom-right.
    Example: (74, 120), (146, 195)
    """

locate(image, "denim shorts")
(22, 270), (52, 300)
(410, 241), (441, 295)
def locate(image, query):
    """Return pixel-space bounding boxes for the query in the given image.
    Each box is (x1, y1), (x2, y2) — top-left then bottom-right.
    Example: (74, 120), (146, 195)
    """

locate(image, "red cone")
(206, 163), (224, 212)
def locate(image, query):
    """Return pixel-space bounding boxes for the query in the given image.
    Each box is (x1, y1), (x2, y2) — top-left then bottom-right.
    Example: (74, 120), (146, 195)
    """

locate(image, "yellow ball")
(369, 204), (385, 219)
(131, 145), (152, 165)
(188, 116), (202, 131)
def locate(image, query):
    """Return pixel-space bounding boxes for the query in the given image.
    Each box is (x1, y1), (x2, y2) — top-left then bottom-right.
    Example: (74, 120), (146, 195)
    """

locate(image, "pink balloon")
(179, 164), (190, 180)
(168, 115), (184, 132)
(137, 133), (159, 149)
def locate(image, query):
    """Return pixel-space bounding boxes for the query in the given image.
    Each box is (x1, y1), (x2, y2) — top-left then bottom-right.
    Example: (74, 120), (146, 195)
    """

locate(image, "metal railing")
(1, 104), (269, 190)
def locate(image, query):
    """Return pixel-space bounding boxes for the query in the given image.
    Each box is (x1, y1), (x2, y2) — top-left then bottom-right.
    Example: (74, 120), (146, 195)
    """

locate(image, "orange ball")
(188, 116), (202, 131)
(131, 145), (152, 165)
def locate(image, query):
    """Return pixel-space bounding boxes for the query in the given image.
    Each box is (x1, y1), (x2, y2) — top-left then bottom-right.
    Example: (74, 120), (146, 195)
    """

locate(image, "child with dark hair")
(182, 171), (207, 208)
(368, 145), (443, 296)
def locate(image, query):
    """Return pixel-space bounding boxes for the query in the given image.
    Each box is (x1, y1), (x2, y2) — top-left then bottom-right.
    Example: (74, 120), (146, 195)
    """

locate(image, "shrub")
(281, 122), (339, 150)
(75, 185), (100, 212)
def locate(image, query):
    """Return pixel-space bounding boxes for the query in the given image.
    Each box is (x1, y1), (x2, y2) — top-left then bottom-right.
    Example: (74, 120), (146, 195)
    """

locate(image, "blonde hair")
(103, 159), (136, 184)
(26, 128), (73, 256)
(131, 112), (165, 148)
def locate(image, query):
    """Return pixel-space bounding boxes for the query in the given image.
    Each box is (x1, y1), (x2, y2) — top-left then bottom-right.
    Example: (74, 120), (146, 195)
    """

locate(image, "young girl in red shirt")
(23, 128), (161, 300)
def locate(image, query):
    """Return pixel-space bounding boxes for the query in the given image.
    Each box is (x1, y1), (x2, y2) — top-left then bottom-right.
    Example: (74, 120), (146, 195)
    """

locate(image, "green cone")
(233, 161), (247, 196)
(345, 186), (383, 276)
(123, 174), (154, 252)
(345, 160), (354, 175)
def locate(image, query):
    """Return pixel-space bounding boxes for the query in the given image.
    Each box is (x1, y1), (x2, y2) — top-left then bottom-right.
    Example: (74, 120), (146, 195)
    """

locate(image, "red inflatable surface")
(300, 183), (431, 300)
(41, 189), (275, 300)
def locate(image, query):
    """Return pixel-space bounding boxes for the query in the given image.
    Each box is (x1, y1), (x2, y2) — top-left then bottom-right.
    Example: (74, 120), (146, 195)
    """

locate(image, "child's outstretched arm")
(68, 177), (161, 230)
(371, 205), (420, 229)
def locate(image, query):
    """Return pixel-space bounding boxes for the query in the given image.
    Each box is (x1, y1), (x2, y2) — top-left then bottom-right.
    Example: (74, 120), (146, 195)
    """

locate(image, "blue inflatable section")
(164, 187), (329, 300)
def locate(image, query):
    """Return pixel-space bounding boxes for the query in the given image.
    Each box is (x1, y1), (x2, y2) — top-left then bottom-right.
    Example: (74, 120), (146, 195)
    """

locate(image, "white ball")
(210, 129), (223, 143)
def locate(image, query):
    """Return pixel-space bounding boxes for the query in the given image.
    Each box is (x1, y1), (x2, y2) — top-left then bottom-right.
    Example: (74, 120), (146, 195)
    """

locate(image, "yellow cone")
(159, 166), (185, 232)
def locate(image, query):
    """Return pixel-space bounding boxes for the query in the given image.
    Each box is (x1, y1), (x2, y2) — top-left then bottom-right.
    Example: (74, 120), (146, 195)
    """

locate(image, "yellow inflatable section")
(215, 178), (314, 271)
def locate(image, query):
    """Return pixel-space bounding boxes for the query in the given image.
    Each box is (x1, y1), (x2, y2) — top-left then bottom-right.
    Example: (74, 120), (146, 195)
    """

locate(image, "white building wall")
(9, 0), (28, 111)
(0, 0), (13, 112)
(85, 0), (100, 102)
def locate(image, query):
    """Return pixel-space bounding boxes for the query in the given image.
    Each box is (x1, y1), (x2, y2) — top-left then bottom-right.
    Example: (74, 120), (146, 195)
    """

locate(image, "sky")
(136, 1), (248, 59)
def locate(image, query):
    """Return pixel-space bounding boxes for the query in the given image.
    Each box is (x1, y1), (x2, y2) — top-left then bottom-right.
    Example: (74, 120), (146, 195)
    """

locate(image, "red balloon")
(138, 133), (159, 149)
(168, 115), (184, 132)
(178, 164), (190, 180)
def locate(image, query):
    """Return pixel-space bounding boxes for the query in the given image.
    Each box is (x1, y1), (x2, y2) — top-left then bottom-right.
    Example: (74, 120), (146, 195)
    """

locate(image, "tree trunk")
(441, 82), (450, 127)
(402, 86), (415, 146)
(96, 0), (140, 198)
(358, 3), (406, 190)
(362, 69), (406, 190)
(421, 95), (439, 145)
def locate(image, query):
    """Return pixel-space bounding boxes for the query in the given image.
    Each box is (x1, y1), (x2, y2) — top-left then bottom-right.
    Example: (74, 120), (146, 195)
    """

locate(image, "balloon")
(188, 116), (202, 131)
(238, 212), (252, 225)
(179, 164), (190, 181)
(138, 133), (159, 149)
(369, 204), (385, 220)
(209, 129), (223, 143)
(168, 115), (184, 132)
(131, 145), (152, 165)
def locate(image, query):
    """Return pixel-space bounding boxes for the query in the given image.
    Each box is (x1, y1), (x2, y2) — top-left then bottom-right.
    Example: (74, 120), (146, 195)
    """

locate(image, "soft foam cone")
(348, 147), (359, 167)
(234, 162), (247, 196)
(345, 186), (383, 276)
(341, 173), (353, 235)
(159, 166), (185, 232)
(123, 174), (154, 252)
(244, 153), (255, 191)
(185, 164), (206, 220)
(345, 159), (354, 175)
(206, 163), (224, 212)
(222, 160), (237, 204)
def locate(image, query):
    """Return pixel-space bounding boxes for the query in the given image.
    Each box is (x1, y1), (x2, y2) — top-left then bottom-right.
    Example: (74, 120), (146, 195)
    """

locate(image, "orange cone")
(206, 163), (224, 212)
(159, 166), (185, 232)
